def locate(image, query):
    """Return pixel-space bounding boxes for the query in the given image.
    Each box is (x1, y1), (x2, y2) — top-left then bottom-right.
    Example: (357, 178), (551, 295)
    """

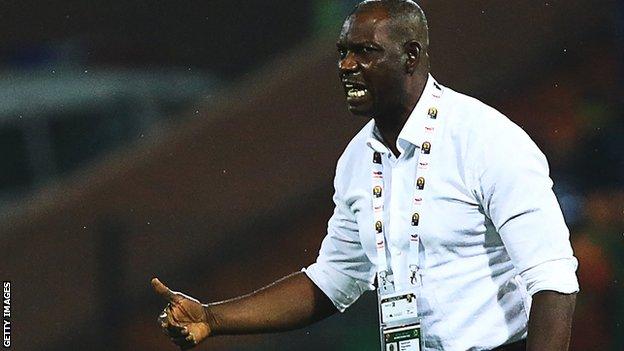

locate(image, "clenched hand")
(151, 278), (212, 349)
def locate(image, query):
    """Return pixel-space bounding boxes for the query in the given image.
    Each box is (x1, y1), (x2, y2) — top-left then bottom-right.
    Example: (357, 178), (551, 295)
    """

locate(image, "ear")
(404, 40), (422, 74)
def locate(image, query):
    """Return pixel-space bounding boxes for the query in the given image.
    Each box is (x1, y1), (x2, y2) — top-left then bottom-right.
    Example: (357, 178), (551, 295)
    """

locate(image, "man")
(152, 1), (579, 350)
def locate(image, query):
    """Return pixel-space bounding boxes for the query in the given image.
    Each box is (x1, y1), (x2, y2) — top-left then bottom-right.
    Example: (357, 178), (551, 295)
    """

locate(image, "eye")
(338, 49), (347, 59)
(359, 46), (378, 55)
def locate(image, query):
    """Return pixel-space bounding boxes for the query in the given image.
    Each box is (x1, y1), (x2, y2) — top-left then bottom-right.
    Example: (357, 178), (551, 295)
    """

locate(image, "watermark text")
(3, 281), (10, 348)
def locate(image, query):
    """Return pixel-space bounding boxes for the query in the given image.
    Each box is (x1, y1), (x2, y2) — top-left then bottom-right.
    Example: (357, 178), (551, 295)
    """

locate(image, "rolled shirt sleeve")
(475, 114), (579, 296)
(303, 159), (376, 312)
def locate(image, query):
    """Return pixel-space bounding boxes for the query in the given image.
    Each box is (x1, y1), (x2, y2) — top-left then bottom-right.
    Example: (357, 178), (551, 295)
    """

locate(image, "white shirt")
(304, 75), (579, 350)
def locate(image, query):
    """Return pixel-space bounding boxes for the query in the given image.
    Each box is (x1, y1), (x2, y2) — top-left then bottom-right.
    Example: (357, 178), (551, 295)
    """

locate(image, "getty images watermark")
(3, 281), (10, 348)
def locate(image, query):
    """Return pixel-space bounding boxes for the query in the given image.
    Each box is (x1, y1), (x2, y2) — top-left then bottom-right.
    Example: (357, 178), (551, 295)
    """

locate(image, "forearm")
(527, 290), (577, 351)
(204, 271), (338, 335)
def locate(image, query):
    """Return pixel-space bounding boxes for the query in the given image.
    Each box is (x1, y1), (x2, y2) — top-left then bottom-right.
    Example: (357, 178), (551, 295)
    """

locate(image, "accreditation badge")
(378, 285), (422, 351)
(383, 323), (421, 351)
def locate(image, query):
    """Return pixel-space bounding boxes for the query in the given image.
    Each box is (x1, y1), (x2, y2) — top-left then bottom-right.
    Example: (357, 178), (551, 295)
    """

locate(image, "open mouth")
(343, 81), (369, 101)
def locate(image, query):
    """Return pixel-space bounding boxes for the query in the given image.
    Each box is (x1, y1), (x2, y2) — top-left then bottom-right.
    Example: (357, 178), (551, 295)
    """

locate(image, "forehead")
(339, 7), (394, 44)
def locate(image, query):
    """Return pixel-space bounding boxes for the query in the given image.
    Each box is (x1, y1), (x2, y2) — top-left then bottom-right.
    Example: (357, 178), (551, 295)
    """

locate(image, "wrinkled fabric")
(304, 75), (579, 350)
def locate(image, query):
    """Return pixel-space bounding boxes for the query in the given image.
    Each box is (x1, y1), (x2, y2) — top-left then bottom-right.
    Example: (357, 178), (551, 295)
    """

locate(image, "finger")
(158, 308), (177, 327)
(158, 310), (169, 326)
(158, 307), (189, 337)
(171, 335), (196, 349)
(151, 277), (176, 302)
(171, 334), (194, 343)
(180, 340), (198, 350)
(185, 334), (197, 344)
(166, 324), (189, 338)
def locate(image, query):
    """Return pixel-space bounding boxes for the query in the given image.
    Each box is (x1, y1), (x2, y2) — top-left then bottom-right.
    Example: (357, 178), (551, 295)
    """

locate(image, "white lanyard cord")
(371, 96), (441, 289)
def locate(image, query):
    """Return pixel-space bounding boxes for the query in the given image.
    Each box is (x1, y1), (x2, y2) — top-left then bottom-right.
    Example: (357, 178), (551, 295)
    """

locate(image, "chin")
(347, 104), (374, 117)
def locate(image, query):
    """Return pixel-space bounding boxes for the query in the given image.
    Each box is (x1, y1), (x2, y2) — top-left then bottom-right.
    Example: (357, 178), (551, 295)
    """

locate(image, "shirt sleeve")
(303, 158), (376, 312)
(474, 114), (579, 296)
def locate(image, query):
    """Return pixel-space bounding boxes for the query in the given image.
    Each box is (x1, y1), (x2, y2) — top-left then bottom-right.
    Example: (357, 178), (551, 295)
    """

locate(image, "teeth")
(347, 89), (367, 98)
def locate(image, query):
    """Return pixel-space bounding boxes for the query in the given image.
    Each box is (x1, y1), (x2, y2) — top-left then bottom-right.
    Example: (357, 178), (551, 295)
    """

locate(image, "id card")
(383, 324), (421, 351)
(378, 288), (421, 351)
(380, 291), (418, 324)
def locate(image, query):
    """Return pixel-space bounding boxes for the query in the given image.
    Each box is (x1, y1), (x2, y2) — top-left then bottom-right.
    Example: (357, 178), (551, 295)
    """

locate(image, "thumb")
(151, 277), (178, 302)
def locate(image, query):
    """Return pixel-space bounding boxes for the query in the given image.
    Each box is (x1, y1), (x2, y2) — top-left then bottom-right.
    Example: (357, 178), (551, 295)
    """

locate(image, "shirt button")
(394, 249), (402, 256)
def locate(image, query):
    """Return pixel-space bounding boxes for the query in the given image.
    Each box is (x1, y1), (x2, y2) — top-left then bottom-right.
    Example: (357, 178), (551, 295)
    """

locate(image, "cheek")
(368, 71), (403, 98)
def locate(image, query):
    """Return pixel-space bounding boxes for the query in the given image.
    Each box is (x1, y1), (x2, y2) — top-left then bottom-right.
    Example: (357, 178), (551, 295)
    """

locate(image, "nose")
(338, 51), (358, 73)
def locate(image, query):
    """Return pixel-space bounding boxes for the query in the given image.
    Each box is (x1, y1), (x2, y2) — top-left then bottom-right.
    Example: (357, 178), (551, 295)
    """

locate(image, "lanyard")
(371, 95), (441, 291)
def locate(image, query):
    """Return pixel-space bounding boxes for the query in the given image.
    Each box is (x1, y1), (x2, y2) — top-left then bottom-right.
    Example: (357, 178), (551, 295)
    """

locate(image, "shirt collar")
(366, 74), (442, 155)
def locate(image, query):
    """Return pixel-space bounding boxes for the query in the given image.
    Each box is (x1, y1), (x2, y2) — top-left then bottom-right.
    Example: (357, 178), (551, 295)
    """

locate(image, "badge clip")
(409, 265), (421, 286)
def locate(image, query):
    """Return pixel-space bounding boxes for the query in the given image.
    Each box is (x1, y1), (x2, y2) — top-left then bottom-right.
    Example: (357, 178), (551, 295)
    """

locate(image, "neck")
(376, 109), (408, 157)
(375, 72), (428, 157)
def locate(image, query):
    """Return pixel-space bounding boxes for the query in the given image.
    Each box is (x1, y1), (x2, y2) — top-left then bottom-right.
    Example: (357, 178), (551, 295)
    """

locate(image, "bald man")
(153, 1), (578, 350)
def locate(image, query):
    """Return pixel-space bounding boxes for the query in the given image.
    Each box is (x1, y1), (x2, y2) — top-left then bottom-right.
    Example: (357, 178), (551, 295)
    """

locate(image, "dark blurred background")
(0, 0), (622, 350)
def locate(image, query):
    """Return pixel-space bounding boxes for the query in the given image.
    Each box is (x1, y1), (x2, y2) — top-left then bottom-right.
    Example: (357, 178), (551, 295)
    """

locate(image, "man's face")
(337, 8), (408, 116)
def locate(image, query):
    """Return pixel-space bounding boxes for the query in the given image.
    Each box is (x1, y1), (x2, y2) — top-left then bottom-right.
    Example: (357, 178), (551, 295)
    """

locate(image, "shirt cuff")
(520, 257), (580, 296)
(302, 263), (374, 312)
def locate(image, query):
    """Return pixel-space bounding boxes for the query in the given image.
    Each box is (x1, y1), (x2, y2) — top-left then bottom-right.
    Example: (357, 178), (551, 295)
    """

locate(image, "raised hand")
(151, 278), (212, 350)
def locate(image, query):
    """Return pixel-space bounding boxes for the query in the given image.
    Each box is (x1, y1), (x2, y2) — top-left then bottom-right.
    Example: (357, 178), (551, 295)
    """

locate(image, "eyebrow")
(336, 41), (381, 49)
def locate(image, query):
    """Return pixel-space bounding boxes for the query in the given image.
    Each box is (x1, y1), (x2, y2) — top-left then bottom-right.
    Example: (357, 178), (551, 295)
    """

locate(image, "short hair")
(351, 0), (429, 47)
